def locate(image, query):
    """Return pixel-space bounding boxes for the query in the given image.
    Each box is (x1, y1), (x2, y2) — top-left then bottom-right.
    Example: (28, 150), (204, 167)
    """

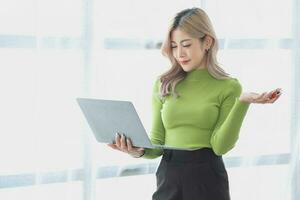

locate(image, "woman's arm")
(210, 79), (250, 155)
(210, 79), (282, 156)
(142, 79), (166, 159)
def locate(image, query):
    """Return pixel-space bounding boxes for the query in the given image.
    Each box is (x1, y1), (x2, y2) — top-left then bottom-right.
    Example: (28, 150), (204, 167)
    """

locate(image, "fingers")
(262, 92), (271, 103)
(115, 133), (121, 147)
(109, 133), (144, 156)
(254, 88), (282, 104)
(114, 133), (128, 153)
(114, 133), (133, 153)
(267, 91), (282, 103)
(127, 138), (133, 152)
(266, 88), (282, 103)
(257, 92), (271, 103)
(120, 133), (126, 150)
(268, 88), (279, 98)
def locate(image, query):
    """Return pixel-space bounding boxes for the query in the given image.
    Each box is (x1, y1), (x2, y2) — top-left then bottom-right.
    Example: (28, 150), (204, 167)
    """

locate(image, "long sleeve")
(142, 79), (165, 159)
(210, 79), (250, 156)
(141, 69), (250, 158)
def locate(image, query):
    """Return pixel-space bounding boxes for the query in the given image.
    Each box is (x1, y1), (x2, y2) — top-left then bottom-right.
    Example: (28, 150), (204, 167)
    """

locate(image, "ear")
(204, 35), (213, 49)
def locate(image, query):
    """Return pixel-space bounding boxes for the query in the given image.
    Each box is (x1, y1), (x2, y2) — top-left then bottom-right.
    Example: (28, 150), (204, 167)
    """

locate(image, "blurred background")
(0, 0), (299, 199)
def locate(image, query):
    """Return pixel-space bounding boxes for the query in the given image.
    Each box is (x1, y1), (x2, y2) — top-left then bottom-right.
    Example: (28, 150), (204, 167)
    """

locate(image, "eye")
(171, 46), (177, 49)
(183, 44), (191, 47)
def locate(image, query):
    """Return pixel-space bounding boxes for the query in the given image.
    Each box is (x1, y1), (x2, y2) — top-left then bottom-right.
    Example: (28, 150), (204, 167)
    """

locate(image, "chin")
(181, 66), (193, 72)
(181, 68), (189, 72)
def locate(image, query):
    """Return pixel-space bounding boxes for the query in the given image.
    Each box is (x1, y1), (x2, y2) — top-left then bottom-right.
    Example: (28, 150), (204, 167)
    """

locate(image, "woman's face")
(170, 28), (208, 72)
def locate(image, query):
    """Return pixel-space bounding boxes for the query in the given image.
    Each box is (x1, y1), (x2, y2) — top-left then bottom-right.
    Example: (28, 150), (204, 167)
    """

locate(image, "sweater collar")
(185, 67), (211, 81)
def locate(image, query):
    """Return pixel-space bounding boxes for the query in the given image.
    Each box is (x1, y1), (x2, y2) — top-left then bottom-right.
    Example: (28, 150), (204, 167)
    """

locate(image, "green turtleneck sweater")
(142, 68), (250, 159)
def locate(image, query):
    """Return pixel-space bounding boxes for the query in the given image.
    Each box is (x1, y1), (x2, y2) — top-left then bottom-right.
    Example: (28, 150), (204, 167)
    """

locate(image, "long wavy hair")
(158, 7), (232, 100)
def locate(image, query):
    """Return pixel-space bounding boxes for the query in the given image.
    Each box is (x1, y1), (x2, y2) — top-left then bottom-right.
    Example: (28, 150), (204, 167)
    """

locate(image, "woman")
(108, 7), (282, 200)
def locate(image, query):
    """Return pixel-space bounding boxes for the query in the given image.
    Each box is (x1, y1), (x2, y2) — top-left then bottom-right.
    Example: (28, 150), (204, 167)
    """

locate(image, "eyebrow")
(170, 39), (192, 44)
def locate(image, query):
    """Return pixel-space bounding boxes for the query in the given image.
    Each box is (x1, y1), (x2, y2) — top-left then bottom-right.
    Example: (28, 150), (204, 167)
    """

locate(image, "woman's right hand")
(107, 133), (145, 158)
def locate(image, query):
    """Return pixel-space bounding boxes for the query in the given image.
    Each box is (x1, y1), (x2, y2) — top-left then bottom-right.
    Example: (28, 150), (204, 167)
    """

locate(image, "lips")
(180, 60), (190, 65)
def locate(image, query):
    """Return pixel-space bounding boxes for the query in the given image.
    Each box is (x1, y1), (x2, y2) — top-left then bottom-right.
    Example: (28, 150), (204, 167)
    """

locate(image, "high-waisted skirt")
(152, 147), (231, 200)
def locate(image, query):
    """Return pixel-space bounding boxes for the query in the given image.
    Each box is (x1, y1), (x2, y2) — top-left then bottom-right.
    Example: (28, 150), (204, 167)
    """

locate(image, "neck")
(195, 66), (206, 70)
(196, 54), (208, 69)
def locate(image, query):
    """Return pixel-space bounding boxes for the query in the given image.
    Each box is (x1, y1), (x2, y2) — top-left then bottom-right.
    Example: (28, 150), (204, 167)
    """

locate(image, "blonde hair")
(158, 7), (231, 100)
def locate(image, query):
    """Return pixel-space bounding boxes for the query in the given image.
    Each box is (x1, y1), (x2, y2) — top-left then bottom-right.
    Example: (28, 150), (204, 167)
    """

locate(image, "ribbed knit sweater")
(142, 67), (250, 159)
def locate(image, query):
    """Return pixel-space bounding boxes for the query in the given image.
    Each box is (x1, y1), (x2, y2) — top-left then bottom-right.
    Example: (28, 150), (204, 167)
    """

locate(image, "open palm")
(239, 88), (282, 104)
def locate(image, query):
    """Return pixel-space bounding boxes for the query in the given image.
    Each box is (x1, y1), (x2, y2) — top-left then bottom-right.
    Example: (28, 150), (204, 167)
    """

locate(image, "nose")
(176, 46), (185, 58)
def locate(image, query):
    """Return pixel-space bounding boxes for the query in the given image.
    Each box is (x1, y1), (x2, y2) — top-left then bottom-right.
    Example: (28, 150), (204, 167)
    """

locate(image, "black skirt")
(152, 148), (231, 200)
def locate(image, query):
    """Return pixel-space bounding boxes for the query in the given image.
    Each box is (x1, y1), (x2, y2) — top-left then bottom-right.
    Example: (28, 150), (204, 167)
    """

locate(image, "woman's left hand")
(239, 88), (282, 104)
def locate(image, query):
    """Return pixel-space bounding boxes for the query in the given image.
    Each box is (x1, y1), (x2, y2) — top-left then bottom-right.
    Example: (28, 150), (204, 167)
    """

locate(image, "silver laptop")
(76, 98), (191, 150)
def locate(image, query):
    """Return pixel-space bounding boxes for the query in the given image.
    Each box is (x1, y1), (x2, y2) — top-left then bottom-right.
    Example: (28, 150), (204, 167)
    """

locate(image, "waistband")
(162, 147), (222, 163)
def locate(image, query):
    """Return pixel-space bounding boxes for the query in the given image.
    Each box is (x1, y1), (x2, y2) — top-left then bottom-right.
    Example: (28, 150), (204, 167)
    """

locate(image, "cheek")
(190, 50), (204, 61)
(190, 45), (204, 57)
